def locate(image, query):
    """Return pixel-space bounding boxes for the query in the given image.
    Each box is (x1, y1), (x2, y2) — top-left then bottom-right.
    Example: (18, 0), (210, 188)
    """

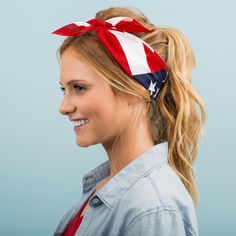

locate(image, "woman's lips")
(74, 122), (89, 132)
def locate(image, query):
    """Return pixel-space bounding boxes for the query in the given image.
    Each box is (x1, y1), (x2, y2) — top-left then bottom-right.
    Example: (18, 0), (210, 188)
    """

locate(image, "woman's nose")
(59, 97), (76, 115)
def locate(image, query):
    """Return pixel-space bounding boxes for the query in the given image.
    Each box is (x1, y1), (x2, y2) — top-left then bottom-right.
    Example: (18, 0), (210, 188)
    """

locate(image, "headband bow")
(52, 16), (168, 100)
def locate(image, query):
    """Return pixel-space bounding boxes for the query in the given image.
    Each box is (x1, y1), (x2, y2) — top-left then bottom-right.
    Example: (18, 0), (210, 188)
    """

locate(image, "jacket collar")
(82, 141), (168, 208)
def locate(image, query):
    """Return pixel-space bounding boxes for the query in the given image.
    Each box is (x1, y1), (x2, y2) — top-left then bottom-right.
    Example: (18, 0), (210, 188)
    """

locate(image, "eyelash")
(60, 85), (85, 95)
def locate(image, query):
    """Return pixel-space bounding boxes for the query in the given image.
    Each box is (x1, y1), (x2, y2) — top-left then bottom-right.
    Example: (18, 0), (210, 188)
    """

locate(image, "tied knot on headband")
(52, 17), (152, 36)
(55, 19), (113, 36)
(52, 16), (168, 100)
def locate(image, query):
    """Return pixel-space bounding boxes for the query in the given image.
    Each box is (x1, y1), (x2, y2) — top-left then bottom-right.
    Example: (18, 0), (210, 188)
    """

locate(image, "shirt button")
(89, 196), (102, 207)
(93, 197), (99, 204)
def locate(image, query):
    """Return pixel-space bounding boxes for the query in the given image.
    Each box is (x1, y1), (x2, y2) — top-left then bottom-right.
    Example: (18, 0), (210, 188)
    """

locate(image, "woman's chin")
(76, 139), (90, 147)
(75, 136), (95, 147)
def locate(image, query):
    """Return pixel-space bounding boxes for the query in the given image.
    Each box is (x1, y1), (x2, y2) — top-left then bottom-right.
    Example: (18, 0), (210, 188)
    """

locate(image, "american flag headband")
(52, 16), (168, 100)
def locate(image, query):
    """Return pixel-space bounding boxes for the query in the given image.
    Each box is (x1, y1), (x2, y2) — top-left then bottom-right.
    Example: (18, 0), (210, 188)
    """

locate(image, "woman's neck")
(102, 118), (155, 179)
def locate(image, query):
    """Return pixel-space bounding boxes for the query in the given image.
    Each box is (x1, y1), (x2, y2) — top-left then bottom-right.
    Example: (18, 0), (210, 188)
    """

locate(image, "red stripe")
(52, 23), (92, 36)
(114, 19), (153, 33)
(143, 43), (167, 73)
(97, 29), (132, 77)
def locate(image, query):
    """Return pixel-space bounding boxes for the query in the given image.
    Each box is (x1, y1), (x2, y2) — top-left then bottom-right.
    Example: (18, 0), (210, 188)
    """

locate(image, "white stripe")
(109, 30), (151, 75)
(106, 17), (132, 26)
(72, 22), (91, 27)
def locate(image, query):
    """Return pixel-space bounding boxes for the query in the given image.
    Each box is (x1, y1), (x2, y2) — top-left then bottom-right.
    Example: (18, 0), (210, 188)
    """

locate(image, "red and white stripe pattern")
(52, 17), (168, 100)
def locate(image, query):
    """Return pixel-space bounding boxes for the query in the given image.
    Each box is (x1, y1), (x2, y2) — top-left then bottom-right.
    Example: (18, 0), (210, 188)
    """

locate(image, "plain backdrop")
(0, 0), (235, 235)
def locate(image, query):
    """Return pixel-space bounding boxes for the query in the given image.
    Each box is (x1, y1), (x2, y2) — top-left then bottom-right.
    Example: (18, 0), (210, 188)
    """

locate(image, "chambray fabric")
(54, 141), (198, 236)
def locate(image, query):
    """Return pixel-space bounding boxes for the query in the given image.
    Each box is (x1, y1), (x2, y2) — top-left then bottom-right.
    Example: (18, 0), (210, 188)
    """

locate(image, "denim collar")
(82, 141), (168, 209)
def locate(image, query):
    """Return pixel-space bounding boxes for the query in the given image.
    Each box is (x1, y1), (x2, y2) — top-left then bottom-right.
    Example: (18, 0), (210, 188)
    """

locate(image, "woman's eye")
(74, 84), (85, 93)
(59, 85), (85, 95)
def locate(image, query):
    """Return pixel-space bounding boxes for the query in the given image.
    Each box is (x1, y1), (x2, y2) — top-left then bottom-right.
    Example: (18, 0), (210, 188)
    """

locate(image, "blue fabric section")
(132, 69), (168, 100)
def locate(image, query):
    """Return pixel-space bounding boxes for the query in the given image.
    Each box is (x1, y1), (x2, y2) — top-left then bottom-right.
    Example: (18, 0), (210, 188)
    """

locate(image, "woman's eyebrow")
(59, 79), (87, 86)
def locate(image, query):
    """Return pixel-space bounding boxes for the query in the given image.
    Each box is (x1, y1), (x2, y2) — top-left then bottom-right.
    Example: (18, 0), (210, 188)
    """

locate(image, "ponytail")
(146, 27), (206, 204)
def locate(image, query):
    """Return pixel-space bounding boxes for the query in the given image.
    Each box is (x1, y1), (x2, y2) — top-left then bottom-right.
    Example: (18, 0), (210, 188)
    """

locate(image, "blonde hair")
(57, 7), (206, 205)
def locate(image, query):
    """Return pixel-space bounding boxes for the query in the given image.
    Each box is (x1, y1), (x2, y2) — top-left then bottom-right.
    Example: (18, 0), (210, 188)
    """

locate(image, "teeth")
(74, 119), (89, 127)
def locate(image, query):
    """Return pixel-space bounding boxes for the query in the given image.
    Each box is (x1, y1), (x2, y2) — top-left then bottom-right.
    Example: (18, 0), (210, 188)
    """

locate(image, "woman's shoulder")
(119, 163), (198, 235)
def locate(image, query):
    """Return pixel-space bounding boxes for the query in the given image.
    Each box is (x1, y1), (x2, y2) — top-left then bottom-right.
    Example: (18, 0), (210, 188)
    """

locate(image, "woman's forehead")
(60, 51), (101, 85)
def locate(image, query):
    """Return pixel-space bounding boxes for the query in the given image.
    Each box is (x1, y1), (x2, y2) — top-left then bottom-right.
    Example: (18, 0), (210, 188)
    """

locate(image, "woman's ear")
(126, 94), (141, 106)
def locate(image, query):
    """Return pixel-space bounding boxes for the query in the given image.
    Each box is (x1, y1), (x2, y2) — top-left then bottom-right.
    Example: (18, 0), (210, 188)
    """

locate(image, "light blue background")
(0, 0), (235, 235)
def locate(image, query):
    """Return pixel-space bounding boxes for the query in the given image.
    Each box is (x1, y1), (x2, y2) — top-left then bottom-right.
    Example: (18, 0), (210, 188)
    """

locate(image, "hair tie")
(52, 16), (168, 100)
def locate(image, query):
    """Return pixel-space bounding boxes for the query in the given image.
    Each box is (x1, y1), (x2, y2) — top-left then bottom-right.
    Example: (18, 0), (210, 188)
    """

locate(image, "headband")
(52, 16), (168, 100)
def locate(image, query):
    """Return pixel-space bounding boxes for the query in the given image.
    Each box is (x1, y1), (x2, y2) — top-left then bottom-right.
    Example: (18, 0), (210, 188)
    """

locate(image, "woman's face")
(59, 49), (130, 148)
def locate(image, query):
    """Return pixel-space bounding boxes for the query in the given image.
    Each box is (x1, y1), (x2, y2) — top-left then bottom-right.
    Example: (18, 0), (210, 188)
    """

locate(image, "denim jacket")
(54, 141), (198, 236)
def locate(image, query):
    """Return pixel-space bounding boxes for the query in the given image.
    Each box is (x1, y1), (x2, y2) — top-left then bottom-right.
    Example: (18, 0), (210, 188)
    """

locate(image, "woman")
(52, 6), (206, 236)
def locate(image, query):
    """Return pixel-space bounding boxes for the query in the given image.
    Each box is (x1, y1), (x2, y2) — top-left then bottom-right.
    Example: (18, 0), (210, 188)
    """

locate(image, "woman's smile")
(73, 119), (89, 133)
